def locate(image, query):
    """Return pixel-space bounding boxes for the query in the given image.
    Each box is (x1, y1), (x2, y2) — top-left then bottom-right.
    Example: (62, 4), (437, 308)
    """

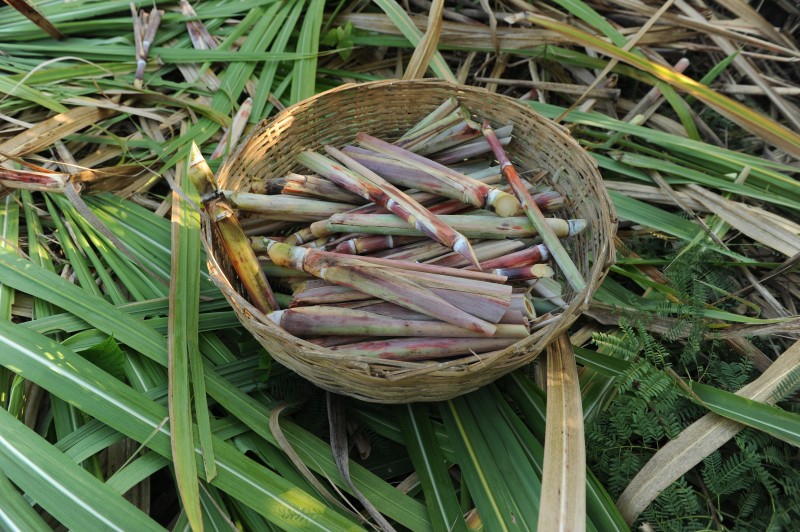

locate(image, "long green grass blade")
(0, 407), (165, 531)
(522, 13), (800, 158)
(169, 166), (203, 530)
(397, 404), (468, 532)
(0, 468), (51, 532)
(291, 0), (322, 104)
(0, 319), (362, 530)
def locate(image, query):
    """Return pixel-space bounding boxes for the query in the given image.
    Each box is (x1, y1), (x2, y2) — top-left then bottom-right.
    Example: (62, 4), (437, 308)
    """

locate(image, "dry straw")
(204, 80), (616, 403)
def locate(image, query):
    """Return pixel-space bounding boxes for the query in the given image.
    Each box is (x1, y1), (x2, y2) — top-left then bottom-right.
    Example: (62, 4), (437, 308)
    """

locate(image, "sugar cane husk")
(262, 173), (365, 204)
(325, 145), (483, 268)
(468, 243), (551, 271)
(492, 264), (555, 281)
(262, 239), (497, 334)
(221, 190), (353, 221)
(482, 121), (586, 292)
(325, 213), (587, 239)
(425, 239), (526, 268)
(187, 142), (278, 313)
(268, 306), (529, 338)
(433, 125), (512, 165)
(401, 97), (459, 138)
(329, 337), (518, 360)
(356, 133), (520, 217)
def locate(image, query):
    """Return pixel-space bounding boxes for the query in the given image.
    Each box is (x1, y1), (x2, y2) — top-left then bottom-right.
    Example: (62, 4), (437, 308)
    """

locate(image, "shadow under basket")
(206, 79), (617, 403)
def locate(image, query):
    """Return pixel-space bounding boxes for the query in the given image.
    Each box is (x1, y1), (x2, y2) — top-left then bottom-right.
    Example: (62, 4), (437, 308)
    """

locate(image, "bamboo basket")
(206, 80), (617, 403)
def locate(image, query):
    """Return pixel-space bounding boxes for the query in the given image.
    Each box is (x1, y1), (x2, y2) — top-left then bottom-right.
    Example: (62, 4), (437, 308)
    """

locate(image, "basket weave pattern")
(206, 80), (617, 403)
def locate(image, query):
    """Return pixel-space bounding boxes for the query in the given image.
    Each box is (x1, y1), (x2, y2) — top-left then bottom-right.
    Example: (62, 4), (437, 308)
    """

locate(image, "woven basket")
(205, 79), (617, 403)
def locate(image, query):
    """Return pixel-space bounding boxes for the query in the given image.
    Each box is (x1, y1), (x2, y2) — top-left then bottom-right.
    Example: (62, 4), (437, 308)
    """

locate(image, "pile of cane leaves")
(1, 0), (799, 530)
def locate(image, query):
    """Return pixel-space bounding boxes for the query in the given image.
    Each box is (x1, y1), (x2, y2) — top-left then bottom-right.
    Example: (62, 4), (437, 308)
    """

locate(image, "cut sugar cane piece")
(267, 307), (529, 338)
(327, 234), (420, 255)
(324, 213), (587, 239)
(297, 149), (481, 269)
(482, 121), (586, 292)
(325, 145), (483, 268)
(340, 300), (528, 325)
(434, 125), (512, 164)
(262, 239), (498, 335)
(263, 174), (365, 204)
(188, 143), (278, 313)
(397, 109), (470, 151)
(329, 337), (518, 359)
(492, 264), (555, 281)
(356, 133), (520, 217)
(469, 244), (551, 271)
(221, 191), (353, 221)
(252, 237), (504, 283)
(400, 97), (459, 138)
(426, 240), (525, 268)
(284, 163), (505, 245)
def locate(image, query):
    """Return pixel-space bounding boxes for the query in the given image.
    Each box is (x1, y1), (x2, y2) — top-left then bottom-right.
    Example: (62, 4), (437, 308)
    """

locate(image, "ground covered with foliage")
(1, 0), (799, 530)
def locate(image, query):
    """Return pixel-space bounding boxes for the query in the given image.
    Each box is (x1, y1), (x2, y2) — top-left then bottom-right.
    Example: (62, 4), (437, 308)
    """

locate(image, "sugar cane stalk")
(221, 190), (354, 221)
(323, 213), (587, 239)
(298, 148), (482, 268)
(261, 239), (498, 334)
(356, 133), (520, 216)
(268, 306), (529, 338)
(262, 173), (365, 204)
(482, 121), (586, 292)
(329, 337), (517, 359)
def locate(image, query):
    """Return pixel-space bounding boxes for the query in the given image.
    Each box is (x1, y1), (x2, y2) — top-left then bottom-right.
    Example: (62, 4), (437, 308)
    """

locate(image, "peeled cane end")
(567, 219), (587, 236)
(266, 309), (284, 327)
(531, 264), (555, 278)
(452, 235), (482, 270)
(486, 188), (521, 217)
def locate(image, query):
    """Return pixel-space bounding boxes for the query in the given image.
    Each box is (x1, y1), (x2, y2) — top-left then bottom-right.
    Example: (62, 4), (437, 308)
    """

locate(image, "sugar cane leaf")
(440, 389), (541, 531)
(520, 14), (800, 159)
(0, 468), (51, 532)
(371, 0), (456, 82)
(396, 403), (468, 532)
(291, 0), (323, 104)
(0, 193), (19, 323)
(503, 373), (629, 532)
(202, 369), (432, 530)
(0, 406), (165, 531)
(0, 319), (362, 531)
(168, 161), (204, 530)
